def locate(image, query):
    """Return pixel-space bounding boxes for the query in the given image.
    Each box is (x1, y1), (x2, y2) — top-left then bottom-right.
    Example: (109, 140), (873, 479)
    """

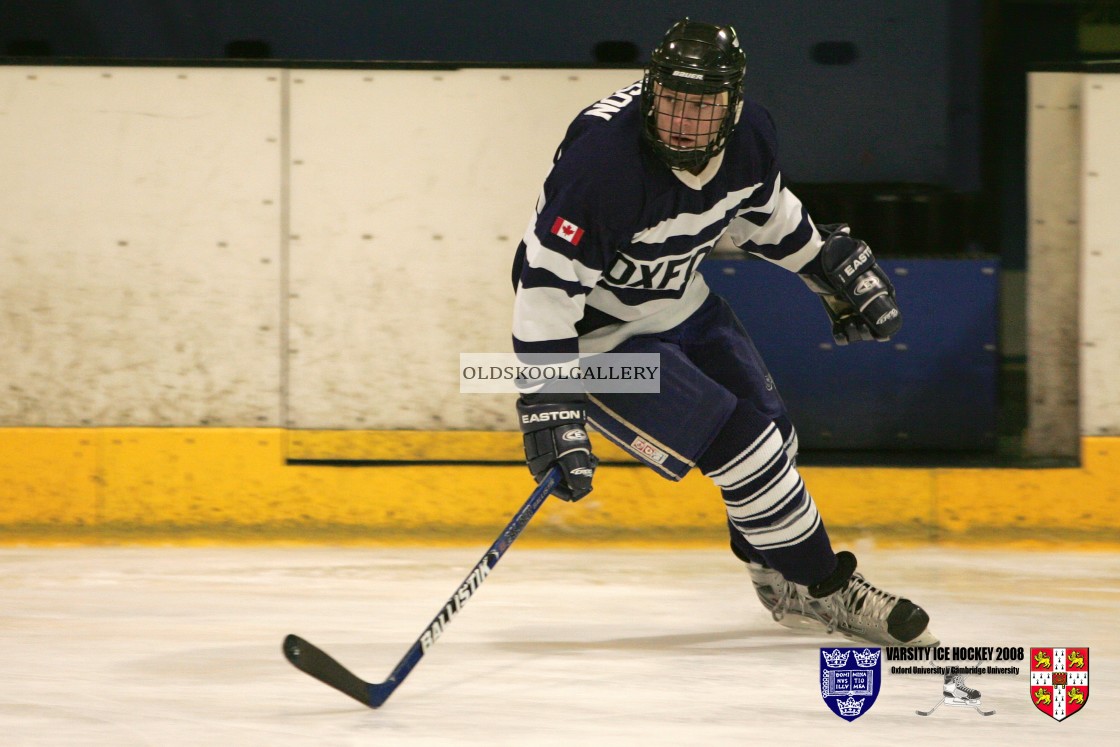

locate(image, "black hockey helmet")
(641, 19), (746, 171)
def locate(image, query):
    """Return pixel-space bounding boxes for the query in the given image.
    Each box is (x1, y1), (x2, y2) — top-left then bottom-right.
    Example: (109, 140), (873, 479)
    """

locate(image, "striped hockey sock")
(697, 401), (836, 585)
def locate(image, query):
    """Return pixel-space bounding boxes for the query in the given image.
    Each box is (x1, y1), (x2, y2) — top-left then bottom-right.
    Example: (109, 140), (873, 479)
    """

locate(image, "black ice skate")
(944, 673), (982, 703)
(807, 551), (939, 647)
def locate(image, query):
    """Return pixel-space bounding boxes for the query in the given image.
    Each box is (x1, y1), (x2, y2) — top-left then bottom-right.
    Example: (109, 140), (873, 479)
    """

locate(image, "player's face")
(651, 83), (729, 151)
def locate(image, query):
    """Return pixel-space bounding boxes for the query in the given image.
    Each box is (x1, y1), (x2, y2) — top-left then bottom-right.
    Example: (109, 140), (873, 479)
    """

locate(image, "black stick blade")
(283, 634), (374, 708)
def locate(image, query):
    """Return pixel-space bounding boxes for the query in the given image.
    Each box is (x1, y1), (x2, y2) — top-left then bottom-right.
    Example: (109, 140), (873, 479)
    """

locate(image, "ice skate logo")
(1030, 647), (1089, 721)
(917, 671), (994, 717)
(820, 647), (880, 721)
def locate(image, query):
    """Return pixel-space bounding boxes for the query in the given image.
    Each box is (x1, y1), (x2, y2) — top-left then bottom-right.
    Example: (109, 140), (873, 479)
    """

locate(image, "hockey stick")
(283, 465), (561, 709)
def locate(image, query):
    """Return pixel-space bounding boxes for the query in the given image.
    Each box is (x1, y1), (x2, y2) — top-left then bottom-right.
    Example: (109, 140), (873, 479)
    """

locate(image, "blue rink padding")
(698, 257), (999, 451)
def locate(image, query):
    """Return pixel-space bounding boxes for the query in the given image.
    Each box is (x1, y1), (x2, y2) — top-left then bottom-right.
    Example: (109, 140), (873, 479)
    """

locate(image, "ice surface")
(1, 546), (1116, 745)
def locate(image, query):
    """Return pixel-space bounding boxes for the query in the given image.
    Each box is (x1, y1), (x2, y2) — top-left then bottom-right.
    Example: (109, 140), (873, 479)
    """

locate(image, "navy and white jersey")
(511, 80), (823, 358)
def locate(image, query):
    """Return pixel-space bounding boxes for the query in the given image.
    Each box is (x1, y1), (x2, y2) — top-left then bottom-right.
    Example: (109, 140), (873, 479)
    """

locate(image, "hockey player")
(511, 19), (936, 647)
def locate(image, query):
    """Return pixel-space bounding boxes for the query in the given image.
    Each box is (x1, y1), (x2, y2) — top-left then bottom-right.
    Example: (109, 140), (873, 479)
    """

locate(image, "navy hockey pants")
(586, 293), (836, 584)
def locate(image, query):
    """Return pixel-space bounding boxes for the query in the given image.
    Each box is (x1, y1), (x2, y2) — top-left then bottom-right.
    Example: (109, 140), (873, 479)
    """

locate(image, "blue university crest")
(820, 647), (882, 721)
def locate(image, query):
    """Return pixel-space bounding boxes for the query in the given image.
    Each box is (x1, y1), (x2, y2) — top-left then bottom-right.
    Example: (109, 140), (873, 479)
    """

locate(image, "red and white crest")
(550, 217), (585, 246)
(1030, 647), (1089, 721)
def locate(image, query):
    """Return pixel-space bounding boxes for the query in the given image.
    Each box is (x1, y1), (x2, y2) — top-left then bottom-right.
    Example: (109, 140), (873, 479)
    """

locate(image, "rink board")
(702, 257), (999, 451)
(1, 428), (1117, 546)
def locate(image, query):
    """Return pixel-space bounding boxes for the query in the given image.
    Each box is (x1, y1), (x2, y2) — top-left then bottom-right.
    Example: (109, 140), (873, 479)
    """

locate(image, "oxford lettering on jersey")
(584, 81), (643, 121)
(605, 247), (710, 291)
(420, 557), (494, 652)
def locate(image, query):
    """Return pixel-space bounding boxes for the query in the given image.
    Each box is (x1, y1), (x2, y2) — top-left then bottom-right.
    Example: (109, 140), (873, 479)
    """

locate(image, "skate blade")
(773, 616), (829, 633)
(834, 626), (939, 647)
(943, 697), (981, 706)
(901, 628), (940, 648)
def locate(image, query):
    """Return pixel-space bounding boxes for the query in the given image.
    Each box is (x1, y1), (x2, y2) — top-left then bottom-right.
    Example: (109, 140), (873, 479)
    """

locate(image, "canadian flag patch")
(551, 217), (585, 246)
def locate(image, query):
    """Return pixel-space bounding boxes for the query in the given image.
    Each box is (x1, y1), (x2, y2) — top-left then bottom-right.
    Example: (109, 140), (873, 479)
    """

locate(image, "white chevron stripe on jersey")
(632, 183), (763, 244)
(579, 278), (712, 354)
(583, 277), (707, 321)
(512, 285), (587, 343)
(743, 188), (810, 249)
(729, 170), (783, 223)
(722, 173), (822, 272)
(739, 203), (821, 271)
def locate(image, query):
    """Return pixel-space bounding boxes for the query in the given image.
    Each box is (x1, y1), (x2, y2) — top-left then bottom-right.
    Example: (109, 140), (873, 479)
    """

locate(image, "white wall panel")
(1025, 73), (1081, 456)
(0, 66), (282, 426)
(286, 68), (640, 429)
(1081, 74), (1120, 435)
(10, 62), (1086, 439)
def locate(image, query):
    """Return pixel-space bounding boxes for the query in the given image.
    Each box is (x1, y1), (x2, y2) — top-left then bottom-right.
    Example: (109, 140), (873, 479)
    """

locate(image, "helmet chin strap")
(671, 150), (727, 186)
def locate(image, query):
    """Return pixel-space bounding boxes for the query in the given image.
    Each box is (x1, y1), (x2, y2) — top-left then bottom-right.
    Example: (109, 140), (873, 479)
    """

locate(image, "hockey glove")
(800, 225), (901, 345)
(516, 396), (597, 501)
